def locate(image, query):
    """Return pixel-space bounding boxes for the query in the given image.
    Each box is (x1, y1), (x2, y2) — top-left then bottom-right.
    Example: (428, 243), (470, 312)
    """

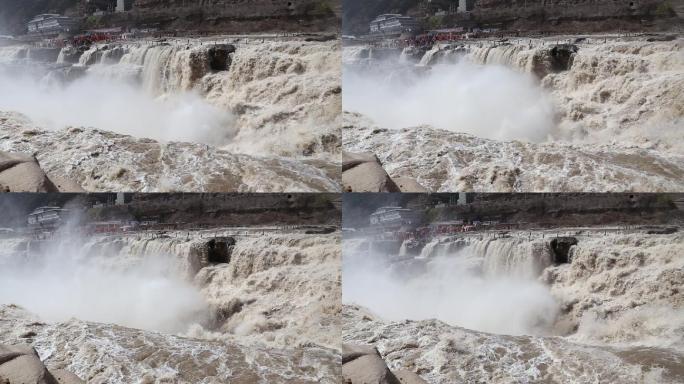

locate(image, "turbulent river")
(0, 230), (341, 383)
(343, 230), (684, 383)
(343, 36), (684, 192)
(0, 36), (341, 192)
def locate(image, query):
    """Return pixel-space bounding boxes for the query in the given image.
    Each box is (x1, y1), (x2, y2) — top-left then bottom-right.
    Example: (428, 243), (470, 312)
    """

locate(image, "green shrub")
(655, 1), (676, 17)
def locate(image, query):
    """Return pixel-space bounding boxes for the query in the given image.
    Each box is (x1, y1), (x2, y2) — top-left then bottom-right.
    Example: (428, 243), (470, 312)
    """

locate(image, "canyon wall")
(111, 0), (341, 33)
(466, 0), (680, 31)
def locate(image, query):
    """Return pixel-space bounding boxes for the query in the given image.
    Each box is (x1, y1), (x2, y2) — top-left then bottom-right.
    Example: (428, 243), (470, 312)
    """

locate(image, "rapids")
(0, 229), (342, 382)
(343, 229), (684, 382)
(0, 37), (341, 192)
(342, 36), (684, 191)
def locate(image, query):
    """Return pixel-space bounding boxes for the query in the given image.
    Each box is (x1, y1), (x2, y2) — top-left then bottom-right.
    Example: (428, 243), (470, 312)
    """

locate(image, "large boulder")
(0, 345), (57, 384)
(342, 343), (380, 364)
(0, 152), (83, 192)
(393, 370), (428, 384)
(342, 151), (400, 193)
(0, 345), (36, 365)
(342, 354), (401, 384)
(50, 370), (85, 384)
(0, 152), (58, 192)
(342, 152), (378, 172)
(392, 177), (428, 192)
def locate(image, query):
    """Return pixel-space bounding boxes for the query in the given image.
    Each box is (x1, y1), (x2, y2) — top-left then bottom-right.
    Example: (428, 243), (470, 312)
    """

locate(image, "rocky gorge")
(343, 35), (684, 192)
(0, 36), (341, 192)
(343, 229), (684, 383)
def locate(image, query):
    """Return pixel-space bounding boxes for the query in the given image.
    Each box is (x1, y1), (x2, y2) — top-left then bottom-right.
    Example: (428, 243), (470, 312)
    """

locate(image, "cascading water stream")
(0, 234), (210, 333)
(344, 234), (560, 336)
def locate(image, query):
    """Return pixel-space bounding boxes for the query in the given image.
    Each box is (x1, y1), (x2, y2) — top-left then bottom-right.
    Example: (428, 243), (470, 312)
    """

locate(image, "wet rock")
(646, 35), (676, 42)
(393, 370), (428, 384)
(342, 354), (401, 384)
(0, 152), (58, 192)
(646, 227), (678, 234)
(44, 66), (87, 86)
(57, 47), (83, 64)
(0, 151), (83, 192)
(303, 226), (337, 235)
(48, 175), (86, 193)
(0, 345), (36, 364)
(343, 161), (400, 193)
(304, 34), (337, 42)
(27, 47), (61, 63)
(342, 343), (380, 364)
(357, 48), (370, 59)
(0, 355), (58, 384)
(392, 177), (429, 192)
(187, 51), (212, 86)
(19, 331), (37, 338)
(80, 50), (103, 66)
(207, 237), (235, 263)
(342, 151), (400, 193)
(212, 298), (246, 325)
(400, 47), (427, 63)
(342, 151), (379, 172)
(549, 44), (578, 72)
(62, 66), (87, 83)
(369, 47), (403, 62)
(50, 370), (84, 384)
(195, 237), (236, 267)
(208, 44), (235, 71)
(0, 345), (57, 384)
(550, 237), (578, 264)
(101, 46), (125, 64)
(530, 44), (578, 78)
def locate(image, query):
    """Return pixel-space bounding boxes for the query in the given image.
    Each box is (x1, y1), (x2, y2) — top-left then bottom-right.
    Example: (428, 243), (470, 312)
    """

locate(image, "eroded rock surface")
(343, 304), (684, 384)
(344, 112), (684, 192)
(342, 151), (427, 192)
(343, 343), (426, 384)
(0, 305), (339, 384)
(0, 151), (82, 192)
(0, 344), (84, 384)
(0, 112), (339, 192)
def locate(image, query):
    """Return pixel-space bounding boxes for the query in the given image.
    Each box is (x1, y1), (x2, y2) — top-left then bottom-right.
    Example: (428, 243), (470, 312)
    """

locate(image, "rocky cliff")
(342, 0), (681, 34)
(0, 0), (339, 35)
(471, 0), (680, 32)
(103, 0), (341, 33)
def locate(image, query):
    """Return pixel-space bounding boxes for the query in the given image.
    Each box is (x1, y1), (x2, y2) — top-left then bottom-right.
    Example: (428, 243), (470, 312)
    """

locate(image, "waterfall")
(415, 236), (552, 279)
(77, 44), (212, 95)
(0, 46), (27, 63)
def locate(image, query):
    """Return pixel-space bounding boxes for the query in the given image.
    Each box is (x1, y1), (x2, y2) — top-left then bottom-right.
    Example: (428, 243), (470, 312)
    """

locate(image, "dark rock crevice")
(549, 44), (578, 72)
(207, 44), (235, 71)
(550, 237), (578, 264)
(205, 237), (235, 264)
